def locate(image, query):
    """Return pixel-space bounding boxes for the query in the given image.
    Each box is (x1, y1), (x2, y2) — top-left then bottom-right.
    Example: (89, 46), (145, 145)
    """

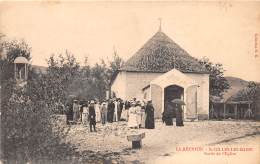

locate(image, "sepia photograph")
(0, 1), (260, 164)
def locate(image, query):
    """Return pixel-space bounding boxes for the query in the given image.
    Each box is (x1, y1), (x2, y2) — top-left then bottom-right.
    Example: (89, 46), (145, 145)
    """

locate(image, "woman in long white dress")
(135, 103), (142, 128)
(120, 104), (128, 121)
(95, 102), (101, 123)
(128, 102), (139, 128)
(113, 100), (118, 122)
(82, 104), (89, 125)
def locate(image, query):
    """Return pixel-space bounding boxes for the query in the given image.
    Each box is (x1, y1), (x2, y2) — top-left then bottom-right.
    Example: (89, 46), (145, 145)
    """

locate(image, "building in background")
(111, 27), (209, 120)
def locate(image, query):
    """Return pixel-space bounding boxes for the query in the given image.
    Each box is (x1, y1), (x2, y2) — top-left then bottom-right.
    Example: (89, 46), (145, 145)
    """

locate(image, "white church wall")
(111, 71), (127, 99)
(125, 71), (162, 100)
(111, 71), (209, 119)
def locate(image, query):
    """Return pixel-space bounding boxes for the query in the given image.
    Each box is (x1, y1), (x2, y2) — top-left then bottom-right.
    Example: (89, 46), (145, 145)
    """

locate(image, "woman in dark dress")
(162, 102), (175, 126)
(107, 99), (115, 123)
(145, 100), (155, 129)
(175, 104), (184, 126)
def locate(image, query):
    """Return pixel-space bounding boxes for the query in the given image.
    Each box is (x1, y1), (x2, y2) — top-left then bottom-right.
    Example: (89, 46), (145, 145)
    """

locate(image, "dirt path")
(65, 120), (260, 163)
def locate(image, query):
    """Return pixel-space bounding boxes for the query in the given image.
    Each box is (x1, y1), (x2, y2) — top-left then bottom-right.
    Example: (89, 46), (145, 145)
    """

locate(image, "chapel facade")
(111, 29), (209, 120)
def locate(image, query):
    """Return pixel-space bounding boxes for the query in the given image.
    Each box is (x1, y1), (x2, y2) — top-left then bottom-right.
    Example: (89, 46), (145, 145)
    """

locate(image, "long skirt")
(145, 114), (155, 129)
(121, 109), (128, 121)
(176, 110), (184, 126)
(82, 113), (88, 125)
(113, 109), (118, 122)
(128, 113), (138, 128)
(73, 111), (79, 122)
(96, 110), (101, 122)
(107, 110), (114, 123)
(101, 112), (107, 124)
(140, 112), (146, 128)
(136, 113), (142, 127)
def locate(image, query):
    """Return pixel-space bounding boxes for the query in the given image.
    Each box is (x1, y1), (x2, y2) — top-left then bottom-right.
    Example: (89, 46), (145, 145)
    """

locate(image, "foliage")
(107, 49), (124, 80)
(0, 39), (75, 162)
(199, 57), (230, 98)
(230, 81), (260, 102)
(0, 38), (32, 105)
(0, 38), (32, 82)
(66, 50), (124, 101)
(1, 83), (76, 163)
(37, 51), (81, 112)
(91, 59), (110, 100)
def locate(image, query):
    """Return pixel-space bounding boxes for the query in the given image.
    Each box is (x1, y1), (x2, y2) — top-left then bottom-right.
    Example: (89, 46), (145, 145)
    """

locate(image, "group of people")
(66, 96), (185, 132)
(127, 99), (155, 129)
(162, 102), (184, 126)
(66, 97), (155, 132)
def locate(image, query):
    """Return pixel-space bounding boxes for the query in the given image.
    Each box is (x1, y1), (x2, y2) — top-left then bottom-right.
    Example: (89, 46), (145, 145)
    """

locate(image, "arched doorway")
(164, 85), (184, 118)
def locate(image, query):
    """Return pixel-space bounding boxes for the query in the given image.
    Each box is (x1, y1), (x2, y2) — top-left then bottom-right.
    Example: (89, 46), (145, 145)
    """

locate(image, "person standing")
(95, 101), (101, 123)
(88, 100), (96, 132)
(175, 104), (184, 126)
(107, 99), (115, 123)
(73, 100), (80, 123)
(79, 101), (84, 123)
(128, 101), (139, 128)
(145, 100), (155, 129)
(135, 101), (142, 128)
(100, 101), (107, 125)
(140, 101), (146, 128)
(82, 103), (89, 125)
(117, 99), (123, 121)
(162, 101), (175, 126)
(113, 99), (118, 122)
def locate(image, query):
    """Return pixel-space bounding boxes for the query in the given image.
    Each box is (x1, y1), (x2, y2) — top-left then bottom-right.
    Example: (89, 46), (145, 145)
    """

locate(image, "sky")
(0, 1), (260, 81)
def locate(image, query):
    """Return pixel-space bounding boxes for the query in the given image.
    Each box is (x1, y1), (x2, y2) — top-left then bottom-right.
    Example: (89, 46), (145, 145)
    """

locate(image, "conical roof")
(120, 31), (208, 73)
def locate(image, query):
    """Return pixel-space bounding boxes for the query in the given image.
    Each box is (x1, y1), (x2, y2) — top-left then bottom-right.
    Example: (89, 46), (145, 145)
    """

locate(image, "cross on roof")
(158, 18), (162, 32)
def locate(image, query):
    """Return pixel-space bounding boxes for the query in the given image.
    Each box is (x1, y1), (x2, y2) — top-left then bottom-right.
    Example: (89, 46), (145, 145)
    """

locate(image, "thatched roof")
(120, 31), (208, 73)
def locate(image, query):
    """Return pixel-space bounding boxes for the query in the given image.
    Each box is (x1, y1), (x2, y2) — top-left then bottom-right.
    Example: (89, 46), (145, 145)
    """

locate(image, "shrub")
(1, 87), (75, 163)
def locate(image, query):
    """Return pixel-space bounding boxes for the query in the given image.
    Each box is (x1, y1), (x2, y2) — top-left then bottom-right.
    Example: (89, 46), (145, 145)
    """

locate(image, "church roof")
(120, 31), (208, 73)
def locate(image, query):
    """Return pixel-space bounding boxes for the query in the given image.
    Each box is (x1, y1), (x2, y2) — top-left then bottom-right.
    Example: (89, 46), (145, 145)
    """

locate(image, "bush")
(1, 88), (75, 163)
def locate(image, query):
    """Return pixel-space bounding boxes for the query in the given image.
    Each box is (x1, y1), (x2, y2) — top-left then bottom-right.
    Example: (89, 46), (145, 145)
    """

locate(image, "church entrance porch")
(148, 69), (200, 120)
(164, 85), (184, 118)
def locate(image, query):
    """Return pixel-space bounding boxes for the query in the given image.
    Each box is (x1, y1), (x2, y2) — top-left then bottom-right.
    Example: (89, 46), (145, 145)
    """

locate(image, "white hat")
(90, 100), (95, 104)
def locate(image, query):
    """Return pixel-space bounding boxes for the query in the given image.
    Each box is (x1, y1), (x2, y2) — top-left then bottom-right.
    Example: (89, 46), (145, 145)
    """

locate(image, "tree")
(90, 59), (110, 100)
(0, 38), (32, 105)
(231, 81), (260, 103)
(1, 39), (31, 81)
(107, 49), (124, 79)
(1, 87), (75, 162)
(1, 40), (76, 162)
(26, 51), (81, 113)
(71, 50), (124, 101)
(198, 57), (230, 98)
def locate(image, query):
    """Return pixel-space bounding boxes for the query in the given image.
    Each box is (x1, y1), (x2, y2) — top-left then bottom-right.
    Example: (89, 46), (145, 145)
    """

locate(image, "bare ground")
(64, 120), (260, 164)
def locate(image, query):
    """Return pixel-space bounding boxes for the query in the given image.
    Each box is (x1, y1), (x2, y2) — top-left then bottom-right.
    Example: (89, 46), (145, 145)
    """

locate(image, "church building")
(111, 27), (210, 120)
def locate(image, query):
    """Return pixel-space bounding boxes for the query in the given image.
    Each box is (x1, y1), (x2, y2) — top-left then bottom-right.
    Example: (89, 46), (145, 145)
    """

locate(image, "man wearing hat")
(88, 100), (96, 132)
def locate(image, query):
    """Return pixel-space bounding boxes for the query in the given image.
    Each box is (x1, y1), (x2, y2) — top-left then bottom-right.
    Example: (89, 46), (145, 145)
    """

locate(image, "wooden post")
(223, 103), (226, 119)
(235, 104), (238, 119)
(14, 63), (16, 79)
(24, 64), (26, 80)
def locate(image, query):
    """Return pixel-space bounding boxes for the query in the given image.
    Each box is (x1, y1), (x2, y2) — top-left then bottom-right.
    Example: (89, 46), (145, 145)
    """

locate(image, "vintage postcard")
(0, 1), (260, 164)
